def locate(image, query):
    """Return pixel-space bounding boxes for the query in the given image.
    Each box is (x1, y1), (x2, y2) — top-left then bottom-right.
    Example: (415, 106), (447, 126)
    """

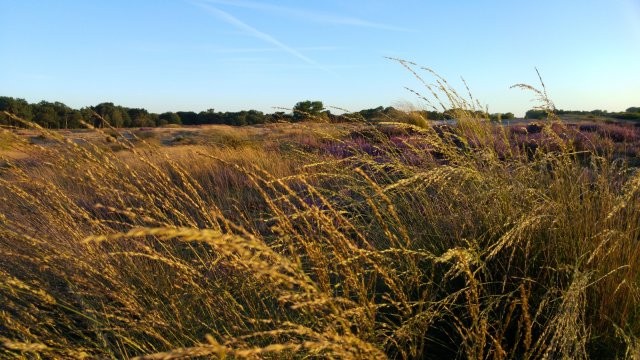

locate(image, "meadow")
(1, 68), (640, 359)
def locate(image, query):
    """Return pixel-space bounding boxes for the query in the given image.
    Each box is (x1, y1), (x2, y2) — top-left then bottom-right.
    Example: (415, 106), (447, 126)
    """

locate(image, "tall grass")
(1, 65), (639, 359)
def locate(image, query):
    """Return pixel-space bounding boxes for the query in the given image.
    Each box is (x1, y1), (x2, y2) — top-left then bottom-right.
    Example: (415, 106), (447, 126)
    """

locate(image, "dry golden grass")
(1, 67), (639, 359)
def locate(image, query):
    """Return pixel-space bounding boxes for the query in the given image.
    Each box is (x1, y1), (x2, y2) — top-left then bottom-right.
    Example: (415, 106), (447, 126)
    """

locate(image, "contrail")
(199, 0), (415, 32)
(190, 1), (330, 72)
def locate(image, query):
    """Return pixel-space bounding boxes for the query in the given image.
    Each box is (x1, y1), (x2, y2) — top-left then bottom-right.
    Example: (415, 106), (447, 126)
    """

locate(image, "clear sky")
(1, 0), (639, 116)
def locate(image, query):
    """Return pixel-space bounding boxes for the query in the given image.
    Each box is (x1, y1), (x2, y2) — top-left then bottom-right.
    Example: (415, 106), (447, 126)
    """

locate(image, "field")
(1, 83), (640, 359)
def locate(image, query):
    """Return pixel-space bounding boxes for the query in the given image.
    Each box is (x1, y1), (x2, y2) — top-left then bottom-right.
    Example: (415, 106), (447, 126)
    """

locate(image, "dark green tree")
(158, 112), (182, 126)
(0, 97), (33, 125)
(92, 102), (127, 127)
(198, 109), (222, 125)
(33, 101), (59, 128)
(245, 110), (265, 125)
(176, 111), (198, 125)
(293, 100), (324, 121)
(525, 109), (548, 120)
(128, 108), (154, 127)
(270, 111), (292, 122)
(227, 111), (248, 126)
(65, 110), (84, 128)
(359, 106), (385, 120)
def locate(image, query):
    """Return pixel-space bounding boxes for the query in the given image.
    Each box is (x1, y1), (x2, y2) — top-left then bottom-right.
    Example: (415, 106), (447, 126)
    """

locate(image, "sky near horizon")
(1, 0), (639, 116)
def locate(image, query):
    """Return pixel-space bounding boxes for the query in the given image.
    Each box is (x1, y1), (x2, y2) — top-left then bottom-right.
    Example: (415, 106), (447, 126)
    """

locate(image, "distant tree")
(176, 111), (198, 125)
(227, 111), (248, 126)
(80, 107), (95, 126)
(525, 109), (548, 120)
(34, 101), (59, 128)
(489, 112), (516, 121)
(270, 111), (292, 122)
(92, 102), (132, 127)
(110, 110), (124, 127)
(65, 110), (84, 128)
(47, 101), (76, 129)
(359, 106), (385, 120)
(627, 107), (640, 113)
(378, 106), (404, 120)
(245, 110), (265, 124)
(127, 108), (154, 127)
(158, 112), (182, 126)
(0, 97), (33, 126)
(293, 100), (324, 121)
(92, 102), (114, 124)
(149, 113), (160, 126)
(198, 109), (222, 125)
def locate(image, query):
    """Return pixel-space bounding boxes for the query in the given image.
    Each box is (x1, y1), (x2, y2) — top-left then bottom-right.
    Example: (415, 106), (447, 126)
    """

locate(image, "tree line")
(0, 97), (289, 129)
(525, 107), (640, 120)
(2, 96), (638, 129)
(0, 97), (518, 129)
(0, 97), (350, 129)
(356, 106), (516, 122)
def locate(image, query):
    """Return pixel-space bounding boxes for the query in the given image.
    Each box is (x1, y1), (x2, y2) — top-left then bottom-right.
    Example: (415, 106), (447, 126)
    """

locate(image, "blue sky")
(1, 0), (639, 116)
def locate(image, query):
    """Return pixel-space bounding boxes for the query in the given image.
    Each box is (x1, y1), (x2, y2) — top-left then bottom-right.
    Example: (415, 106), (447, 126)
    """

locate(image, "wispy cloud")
(190, 1), (329, 72)
(215, 58), (361, 70)
(132, 43), (337, 54)
(202, 46), (339, 54)
(199, 0), (415, 32)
